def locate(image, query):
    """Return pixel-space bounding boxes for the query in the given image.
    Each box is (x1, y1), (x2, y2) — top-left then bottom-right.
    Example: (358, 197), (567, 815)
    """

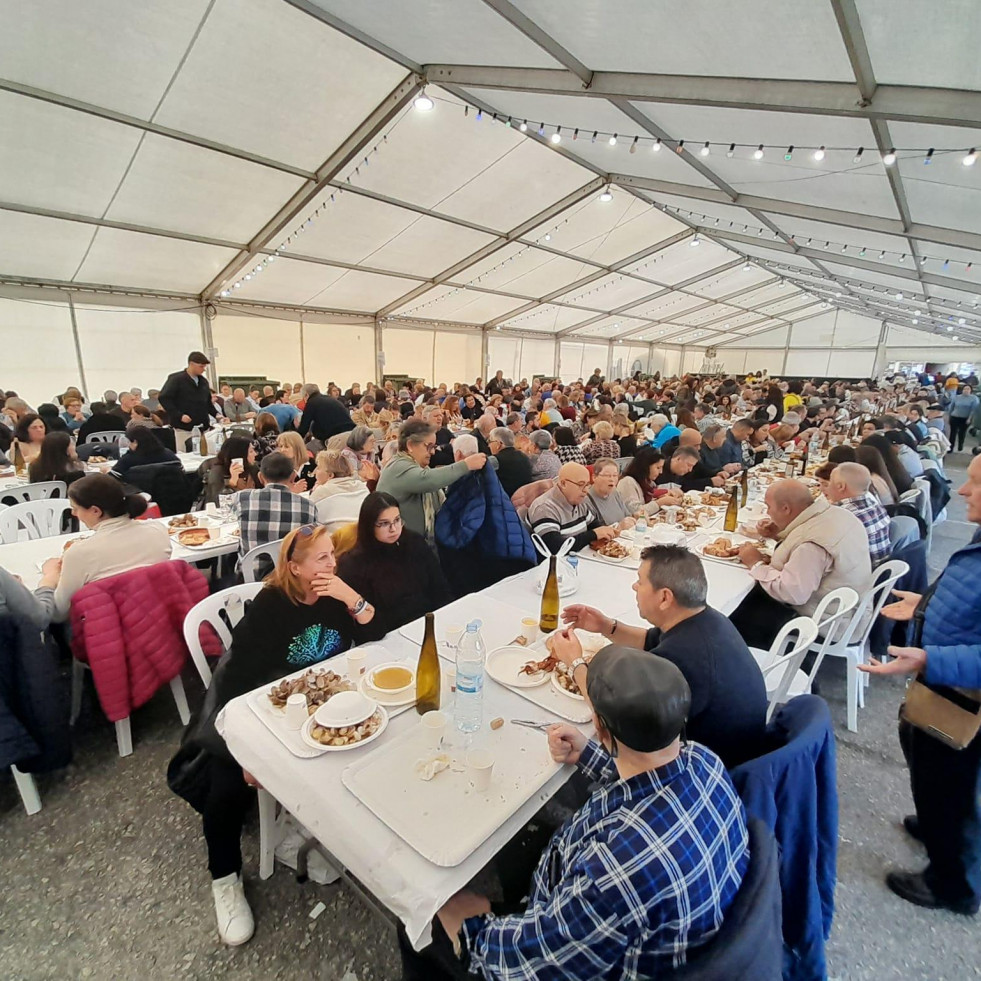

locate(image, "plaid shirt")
(461, 741), (748, 980)
(838, 493), (891, 566)
(235, 483), (318, 568)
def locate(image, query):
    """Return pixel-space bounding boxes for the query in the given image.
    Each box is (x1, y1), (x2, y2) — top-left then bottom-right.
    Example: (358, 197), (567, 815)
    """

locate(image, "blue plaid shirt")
(838, 493), (891, 566)
(461, 740), (748, 980)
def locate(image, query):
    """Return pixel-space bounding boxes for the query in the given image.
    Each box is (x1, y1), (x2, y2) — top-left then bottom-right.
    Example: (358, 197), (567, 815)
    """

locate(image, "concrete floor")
(1, 454), (977, 981)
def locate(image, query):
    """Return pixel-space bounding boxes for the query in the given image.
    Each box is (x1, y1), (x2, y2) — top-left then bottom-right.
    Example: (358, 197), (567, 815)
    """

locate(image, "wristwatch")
(569, 656), (589, 675)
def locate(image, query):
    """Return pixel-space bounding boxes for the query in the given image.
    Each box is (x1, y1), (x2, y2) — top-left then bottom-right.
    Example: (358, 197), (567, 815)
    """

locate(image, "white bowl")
(313, 690), (377, 728)
(366, 661), (416, 696)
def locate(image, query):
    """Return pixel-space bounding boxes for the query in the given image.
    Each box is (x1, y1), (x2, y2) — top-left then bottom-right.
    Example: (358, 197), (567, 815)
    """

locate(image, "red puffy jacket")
(70, 560), (209, 722)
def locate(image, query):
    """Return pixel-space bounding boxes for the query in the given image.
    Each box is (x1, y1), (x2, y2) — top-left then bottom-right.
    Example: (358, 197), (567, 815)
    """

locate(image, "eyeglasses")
(375, 515), (403, 531)
(286, 523), (316, 560)
(562, 479), (590, 491)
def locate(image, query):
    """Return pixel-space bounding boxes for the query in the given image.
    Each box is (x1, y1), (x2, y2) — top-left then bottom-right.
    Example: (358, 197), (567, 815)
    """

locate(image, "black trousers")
(950, 416), (969, 451)
(900, 719), (981, 907)
(202, 756), (254, 880)
(728, 583), (798, 649)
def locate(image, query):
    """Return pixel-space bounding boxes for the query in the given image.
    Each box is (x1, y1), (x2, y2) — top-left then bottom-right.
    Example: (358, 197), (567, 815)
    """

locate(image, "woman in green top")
(376, 418), (487, 542)
(168, 524), (375, 948)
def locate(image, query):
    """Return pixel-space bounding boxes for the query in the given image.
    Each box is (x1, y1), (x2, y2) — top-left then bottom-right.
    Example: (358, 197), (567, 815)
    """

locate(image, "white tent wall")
(610, 344), (650, 379)
(74, 305), (202, 400)
(559, 341), (610, 382)
(487, 334), (558, 381)
(0, 295), (81, 408)
(380, 326), (482, 384)
(432, 330), (482, 386)
(302, 321), (376, 388)
(212, 314), (303, 385)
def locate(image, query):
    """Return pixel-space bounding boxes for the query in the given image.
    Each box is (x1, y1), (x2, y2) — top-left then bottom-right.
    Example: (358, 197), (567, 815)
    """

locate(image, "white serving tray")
(341, 721), (564, 867)
(399, 595), (527, 654)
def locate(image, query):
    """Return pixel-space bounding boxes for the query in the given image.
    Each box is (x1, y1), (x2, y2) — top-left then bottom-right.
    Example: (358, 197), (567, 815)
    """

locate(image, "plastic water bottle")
(455, 619), (486, 734)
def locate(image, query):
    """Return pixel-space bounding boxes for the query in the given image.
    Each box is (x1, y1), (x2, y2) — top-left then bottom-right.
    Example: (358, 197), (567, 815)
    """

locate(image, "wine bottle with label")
(723, 488), (738, 532)
(12, 439), (26, 476)
(740, 468), (748, 507)
(199, 428), (209, 457)
(540, 555), (559, 634)
(416, 611), (441, 714)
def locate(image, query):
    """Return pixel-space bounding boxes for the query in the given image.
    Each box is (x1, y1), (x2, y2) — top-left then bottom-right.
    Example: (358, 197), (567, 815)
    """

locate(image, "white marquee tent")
(2, 0), (980, 407)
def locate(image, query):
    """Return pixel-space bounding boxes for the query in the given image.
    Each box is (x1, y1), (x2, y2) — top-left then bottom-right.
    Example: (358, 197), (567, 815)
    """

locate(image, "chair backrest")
(664, 818), (782, 981)
(758, 616), (819, 722)
(85, 431), (126, 444)
(0, 498), (74, 543)
(888, 515), (920, 549)
(912, 477), (934, 523)
(241, 537), (285, 583)
(845, 558), (910, 648)
(314, 488), (368, 532)
(182, 582), (264, 687)
(0, 480), (67, 505)
(802, 586), (860, 686)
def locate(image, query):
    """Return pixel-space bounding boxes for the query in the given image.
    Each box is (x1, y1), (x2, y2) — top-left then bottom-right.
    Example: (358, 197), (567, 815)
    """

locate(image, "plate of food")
(300, 704), (388, 752)
(174, 527), (216, 548)
(168, 513), (198, 531)
(696, 536), (772, 563)
(588, 539), (631, 561)
(551, 659), (588, 700)
(487, 646), (552, 688)
(267, 667), (356, 714)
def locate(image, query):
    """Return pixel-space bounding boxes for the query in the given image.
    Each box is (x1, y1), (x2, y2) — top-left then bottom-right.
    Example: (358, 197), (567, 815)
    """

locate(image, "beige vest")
(771, 497), (872, 618)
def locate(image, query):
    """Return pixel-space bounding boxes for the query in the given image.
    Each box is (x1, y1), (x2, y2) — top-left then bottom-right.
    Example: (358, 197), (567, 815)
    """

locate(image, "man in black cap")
(158, 351), (225, 451)
(403, 647), (749, 980)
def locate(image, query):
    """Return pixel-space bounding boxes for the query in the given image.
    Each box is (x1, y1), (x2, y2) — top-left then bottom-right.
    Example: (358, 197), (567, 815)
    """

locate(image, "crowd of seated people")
(1, 357), (975, 958)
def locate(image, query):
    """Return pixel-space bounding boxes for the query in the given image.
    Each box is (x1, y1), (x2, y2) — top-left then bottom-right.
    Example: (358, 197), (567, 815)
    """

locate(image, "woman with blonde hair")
(582, 420), (621, 462)
(342, 426), (380, 486)
(167, 524), (374, 947)
(310, 450), (368, 504)
(276, 430), (315, 489)
(442, 395), (463, 428)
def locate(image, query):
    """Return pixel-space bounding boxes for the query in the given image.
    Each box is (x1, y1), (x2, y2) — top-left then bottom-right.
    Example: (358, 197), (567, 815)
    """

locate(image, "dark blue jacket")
(731, 696), (837, 981)
(435, 466), (536, 563)
(922, 532), (981, 688)
(0, 614), (72, 773)
(718, 430), (747, 468)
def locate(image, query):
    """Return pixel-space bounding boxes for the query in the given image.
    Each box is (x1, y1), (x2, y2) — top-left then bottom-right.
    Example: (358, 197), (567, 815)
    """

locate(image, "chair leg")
(169, 676), (191, 725)
(11, 766), (41, 815)
(258, 788), (279, 881)
(115, 718), (133, 757)
(70, 660), (85, 725)
(845, 651), (859, 733)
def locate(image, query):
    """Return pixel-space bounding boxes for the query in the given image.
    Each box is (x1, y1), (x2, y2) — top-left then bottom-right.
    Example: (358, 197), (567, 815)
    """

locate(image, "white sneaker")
(211, 872), (255, 946)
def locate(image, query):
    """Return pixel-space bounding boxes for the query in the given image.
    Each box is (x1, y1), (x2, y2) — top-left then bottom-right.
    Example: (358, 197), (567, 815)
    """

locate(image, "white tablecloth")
(0, 516), (240, 589)
(218, 558), (756, 948)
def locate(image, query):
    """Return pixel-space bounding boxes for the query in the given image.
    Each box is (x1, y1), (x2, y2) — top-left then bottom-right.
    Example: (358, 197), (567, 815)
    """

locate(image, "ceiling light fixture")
(599, 186), (613, 202)
(413, 89), (434, 112)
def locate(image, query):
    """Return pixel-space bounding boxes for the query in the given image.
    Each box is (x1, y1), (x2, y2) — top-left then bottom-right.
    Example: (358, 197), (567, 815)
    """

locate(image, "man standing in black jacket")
(487, 427), (533, 497)
(159, 351), (222, 451)
(297, 384), (354, 442)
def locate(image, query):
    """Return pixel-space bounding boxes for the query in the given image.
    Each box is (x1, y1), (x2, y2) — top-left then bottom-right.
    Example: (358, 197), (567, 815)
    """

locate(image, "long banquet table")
(218, 551), (755, 949)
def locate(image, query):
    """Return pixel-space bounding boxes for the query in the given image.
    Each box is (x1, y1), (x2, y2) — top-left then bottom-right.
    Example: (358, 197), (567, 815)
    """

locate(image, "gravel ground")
(1, 454), (976, 981)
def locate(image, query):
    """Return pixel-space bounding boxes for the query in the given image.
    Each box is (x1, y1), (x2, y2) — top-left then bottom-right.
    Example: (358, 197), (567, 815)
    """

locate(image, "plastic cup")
(285, 693), (308, 730)
(444, 625), (463, 650)
(421, 710), (447, 749)
(346, 648), (368, 679)
(520, 618), (538, 645)
(467, 749), (495, 791)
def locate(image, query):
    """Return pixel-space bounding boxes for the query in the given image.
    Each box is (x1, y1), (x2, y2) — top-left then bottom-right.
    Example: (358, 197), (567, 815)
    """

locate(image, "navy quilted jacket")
(435, 467), (536, 563)
(922, 532), (981, 688)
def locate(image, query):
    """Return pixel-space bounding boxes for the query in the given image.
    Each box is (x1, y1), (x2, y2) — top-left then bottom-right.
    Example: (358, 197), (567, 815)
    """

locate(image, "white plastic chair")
(182, 582), (263, 687)
(0, 498), (73, 543)
(808, 560), (909, 732)
(0, 480), (67, 503)
(788, 587), (860, 696)
(241, 537), (285, 583)
(84, 431), (126, 444)
(11, 765), (41, 815)
(749, 617), (820, 722)
(314, 488), (368, 533)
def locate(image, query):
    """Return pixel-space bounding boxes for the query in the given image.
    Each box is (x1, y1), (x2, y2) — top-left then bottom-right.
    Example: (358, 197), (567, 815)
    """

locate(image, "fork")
(511, 719), (558, 731)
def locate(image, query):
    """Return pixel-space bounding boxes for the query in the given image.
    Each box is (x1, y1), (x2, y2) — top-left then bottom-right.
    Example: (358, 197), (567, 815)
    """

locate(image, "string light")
(813, 145), (826, 161)
(675, 140), (685, 154)
(519, 120), (527, 132)
(608, 133), (618, 146)
(652, 138), (662, 152)
(853, 147), (864, 163)
(550, 126), (562, 144)
(924, 148), (934, 165)
(784, 145), (794, 161)
(966, 148), (978, 166)
(753, 144), (764, 160)
(726, 143), (735, 158)
(882, 148), (897, 166)
(630, 136), (639, 154)
(700, 141), (710, 157)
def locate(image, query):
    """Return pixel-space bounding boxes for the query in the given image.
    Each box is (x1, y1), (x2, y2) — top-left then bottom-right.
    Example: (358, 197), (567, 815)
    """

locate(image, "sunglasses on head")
(286, 523), (317, 560)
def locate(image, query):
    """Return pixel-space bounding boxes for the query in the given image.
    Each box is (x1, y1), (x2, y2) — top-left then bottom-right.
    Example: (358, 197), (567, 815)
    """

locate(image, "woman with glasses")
(376, 419), (486, 542)
(337, 492), (450, 642)
(168, 524), (374, 948)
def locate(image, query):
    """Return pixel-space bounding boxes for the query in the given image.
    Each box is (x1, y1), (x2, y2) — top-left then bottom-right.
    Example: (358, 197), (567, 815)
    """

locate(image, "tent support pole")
(66, 293), (89, 400)
(199, 303), (217, 388)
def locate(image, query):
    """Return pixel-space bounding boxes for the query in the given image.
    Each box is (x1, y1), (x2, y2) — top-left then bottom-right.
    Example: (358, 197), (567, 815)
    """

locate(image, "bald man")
(527, 462), (617, 554)
(729, 478), (872, 647)
(826, 462), (892, 566)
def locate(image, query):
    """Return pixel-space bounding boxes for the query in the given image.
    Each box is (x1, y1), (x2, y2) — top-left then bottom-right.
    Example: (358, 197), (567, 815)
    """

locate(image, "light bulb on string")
(726, 143), (735, 158)
(537, 122), (545, 136)
(550, 126), (562, 144)
(630, 136), (639, 153)
(475, 109), (483, 122)
(519, 120), (527, 132)
(699, 141), (710, 156)
(652, 137), (662, 152)
(609, 133), (618, 146)
(924, 148), (935, 165)
(813, 145), (826, 161)
(882, 148), (897, 166)
(753, 144), (764, 160)
(675, 140), (685, 154)
(783, 145), (794, 161)
(878, 250), (886, 260)
(964, 148), (977, 166)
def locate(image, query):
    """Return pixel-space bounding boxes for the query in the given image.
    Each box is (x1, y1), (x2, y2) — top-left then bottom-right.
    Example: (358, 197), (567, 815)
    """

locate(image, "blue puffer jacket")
(922, 532), (981, 688)
(435, 467), (536, 563)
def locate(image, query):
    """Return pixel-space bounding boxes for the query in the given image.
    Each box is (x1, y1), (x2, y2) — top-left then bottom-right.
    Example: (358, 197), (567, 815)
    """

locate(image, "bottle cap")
(467, 619), (482, 632)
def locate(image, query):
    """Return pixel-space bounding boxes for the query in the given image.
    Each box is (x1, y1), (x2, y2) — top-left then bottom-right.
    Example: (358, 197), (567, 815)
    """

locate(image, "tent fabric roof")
(1, 0), (979, 349)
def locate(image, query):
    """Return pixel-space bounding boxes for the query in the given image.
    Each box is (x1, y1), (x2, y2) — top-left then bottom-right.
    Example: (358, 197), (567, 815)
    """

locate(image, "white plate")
(694, 543), (743, 563)
(300, 706), (389, 753)
(359, 673), (417, 707)
(178, 536), (237, 550)
(550, 668), (585, 701)
(486, 645), (550, 689)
